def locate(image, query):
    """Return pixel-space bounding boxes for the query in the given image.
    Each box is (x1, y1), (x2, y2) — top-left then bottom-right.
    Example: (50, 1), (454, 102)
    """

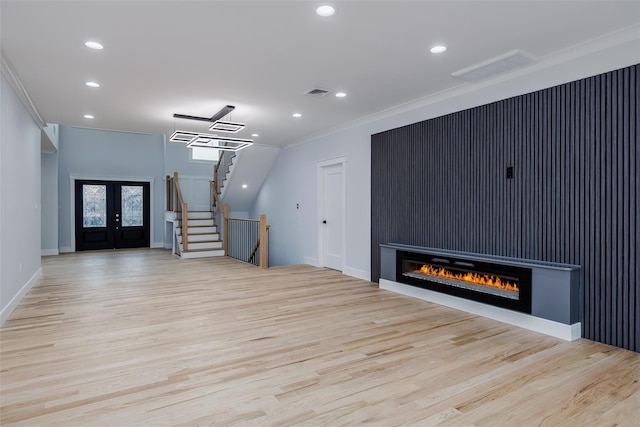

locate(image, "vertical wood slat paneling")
(371, 64), (639, 353)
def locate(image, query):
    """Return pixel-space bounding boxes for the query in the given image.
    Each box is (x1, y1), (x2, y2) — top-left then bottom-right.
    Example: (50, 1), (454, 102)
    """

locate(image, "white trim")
(151, 242), (165, 249)
(69, 175), (156, 252)
(60, 246), (73, 253)
(317, 156), (347, 272)
(41, 249), (59, 256)
(343, 266), (370, 282)
(0, 53), (46, 128)
(1, 268), (42, 326)
(303, 256), (318, 267)
(379, 279), (581, 342)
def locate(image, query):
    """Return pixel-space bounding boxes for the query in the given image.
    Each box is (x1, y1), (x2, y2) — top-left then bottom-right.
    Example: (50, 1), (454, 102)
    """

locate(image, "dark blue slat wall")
(371, 64), (639, 352)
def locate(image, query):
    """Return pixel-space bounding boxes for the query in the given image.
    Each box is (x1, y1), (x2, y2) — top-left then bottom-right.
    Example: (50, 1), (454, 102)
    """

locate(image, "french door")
(75, 180), (150, 251)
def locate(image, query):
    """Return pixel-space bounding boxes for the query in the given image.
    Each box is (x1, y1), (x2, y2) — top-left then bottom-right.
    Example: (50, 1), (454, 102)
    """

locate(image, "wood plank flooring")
(1, 249), (638, 426)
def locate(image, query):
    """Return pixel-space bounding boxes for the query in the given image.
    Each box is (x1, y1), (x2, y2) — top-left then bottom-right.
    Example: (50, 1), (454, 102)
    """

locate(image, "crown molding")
(1, 51), (46, 129)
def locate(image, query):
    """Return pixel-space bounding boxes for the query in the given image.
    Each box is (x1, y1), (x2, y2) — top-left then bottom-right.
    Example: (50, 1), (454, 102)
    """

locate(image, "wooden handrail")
(173, 172), (185, 208)
(172, 172), (189, 253)
(211, 181), (222, 211)
(182, 203), (189, 252)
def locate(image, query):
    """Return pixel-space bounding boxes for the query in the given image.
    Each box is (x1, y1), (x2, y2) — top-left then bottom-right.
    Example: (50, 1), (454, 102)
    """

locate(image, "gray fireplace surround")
(379, 244), (582, 340)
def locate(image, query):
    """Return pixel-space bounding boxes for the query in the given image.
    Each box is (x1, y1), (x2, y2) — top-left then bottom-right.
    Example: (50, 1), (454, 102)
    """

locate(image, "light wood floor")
(1, 249), (638, 426)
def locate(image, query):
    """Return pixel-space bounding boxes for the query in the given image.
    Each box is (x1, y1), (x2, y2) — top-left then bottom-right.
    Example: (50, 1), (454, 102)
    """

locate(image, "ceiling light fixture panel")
(208, 120), (245, 133)
(169, 130), (199, 143)
(183, 133), (254, 151)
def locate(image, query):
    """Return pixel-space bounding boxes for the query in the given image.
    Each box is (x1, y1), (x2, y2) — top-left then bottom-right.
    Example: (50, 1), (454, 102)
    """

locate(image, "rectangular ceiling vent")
(305, 87), (331, 97)
(452, 49), (536, 82)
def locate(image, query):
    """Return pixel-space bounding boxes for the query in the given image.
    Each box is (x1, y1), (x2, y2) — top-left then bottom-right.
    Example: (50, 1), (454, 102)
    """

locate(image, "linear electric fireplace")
(397, 250), (532, 314)
(379, 244), (582, 341)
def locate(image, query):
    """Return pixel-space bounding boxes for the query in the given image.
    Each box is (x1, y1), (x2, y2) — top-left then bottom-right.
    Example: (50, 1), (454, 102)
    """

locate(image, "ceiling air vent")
(305, 87), (331, 97)
(452, 49), (536, 82)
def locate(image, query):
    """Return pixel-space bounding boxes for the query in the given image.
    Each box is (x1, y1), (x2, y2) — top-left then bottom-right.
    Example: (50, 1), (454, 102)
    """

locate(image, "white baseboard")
(343, 266), (371, 282)
(379, 279), (581, 341)
(151, 242), (164, 249)
(1, 268), (42, 325)
(60, 246), (73, 253)
(164, 243), (172, 249)
(41, 249), (59, 256)
(303, 257), (318, 267)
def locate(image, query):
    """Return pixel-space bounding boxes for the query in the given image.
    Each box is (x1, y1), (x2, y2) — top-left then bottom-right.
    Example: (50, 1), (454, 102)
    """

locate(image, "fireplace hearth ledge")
(379, 279), (581, 341)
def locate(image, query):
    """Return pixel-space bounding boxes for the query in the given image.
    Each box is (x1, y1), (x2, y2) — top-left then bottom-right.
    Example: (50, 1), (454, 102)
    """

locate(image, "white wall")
(0, 74), (42, 322)
(57, 126), (166, 251)
(251, 28), (640, 282)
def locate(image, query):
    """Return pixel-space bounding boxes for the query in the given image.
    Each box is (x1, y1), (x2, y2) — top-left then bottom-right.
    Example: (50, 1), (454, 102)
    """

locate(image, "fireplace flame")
(417, 264), (518, 291)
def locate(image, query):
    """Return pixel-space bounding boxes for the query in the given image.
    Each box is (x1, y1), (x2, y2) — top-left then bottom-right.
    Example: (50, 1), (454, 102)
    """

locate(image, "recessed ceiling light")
(430, 45), (447, 54)
(242, 184), (248, 189)
(292, 113), (302, 118)
(251, 133), (259, 137)
(316, 5), (335, 17)
(85, 81), (100, 88)
(335, 92), (347, 98)
(84, 41), (103, 50)
(83, 114), (94, 119)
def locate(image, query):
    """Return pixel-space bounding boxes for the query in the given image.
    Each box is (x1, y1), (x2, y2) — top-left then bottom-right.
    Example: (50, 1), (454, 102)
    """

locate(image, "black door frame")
(72, 178), (152, 251)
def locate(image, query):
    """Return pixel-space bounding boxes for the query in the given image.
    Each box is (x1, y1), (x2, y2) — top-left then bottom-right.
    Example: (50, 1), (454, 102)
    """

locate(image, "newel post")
(259, 214), (267, 268)
(223, 203), (229, 255)
(172, 171), (179, 213)
(182, 203), (189, 252)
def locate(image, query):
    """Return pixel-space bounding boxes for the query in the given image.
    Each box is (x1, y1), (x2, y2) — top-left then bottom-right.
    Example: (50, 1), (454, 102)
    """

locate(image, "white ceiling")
(2, 1), (639, 148)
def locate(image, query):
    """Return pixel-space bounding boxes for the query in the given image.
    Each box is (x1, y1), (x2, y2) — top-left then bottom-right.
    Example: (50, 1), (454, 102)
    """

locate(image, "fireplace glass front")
(397, 250), (532, 314)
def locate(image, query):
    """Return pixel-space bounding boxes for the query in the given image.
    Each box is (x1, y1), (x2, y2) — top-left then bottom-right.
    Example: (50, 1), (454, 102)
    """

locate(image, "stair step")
(176, 211), (214, 220)
(181, 219), (214, 227)
(180, 248), (225, 259)
(176, 225), (217, 234)
(180, 241), (223, 250)
(177, 233), (220, 243)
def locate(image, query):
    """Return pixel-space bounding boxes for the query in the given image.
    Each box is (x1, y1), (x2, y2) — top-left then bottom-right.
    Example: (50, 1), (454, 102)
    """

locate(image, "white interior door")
(319, 161), (345, 271)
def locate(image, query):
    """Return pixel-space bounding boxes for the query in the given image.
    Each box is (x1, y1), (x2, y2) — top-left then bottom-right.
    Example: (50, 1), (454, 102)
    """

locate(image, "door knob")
(322, 220), (327, 224)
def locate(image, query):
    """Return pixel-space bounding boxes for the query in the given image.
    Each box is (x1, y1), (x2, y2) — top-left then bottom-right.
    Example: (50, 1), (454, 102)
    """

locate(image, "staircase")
(175, 211), (225, 259)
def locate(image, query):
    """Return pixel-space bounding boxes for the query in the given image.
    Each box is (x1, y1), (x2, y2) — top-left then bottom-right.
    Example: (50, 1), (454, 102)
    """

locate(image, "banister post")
(259, 213), (267, 268)
(172, 171), (179, 213)
(182, 203), (189, 252)
(223, 203), (229, 255)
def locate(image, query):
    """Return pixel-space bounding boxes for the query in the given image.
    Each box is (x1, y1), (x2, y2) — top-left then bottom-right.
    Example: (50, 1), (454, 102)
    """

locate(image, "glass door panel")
(121, 185), (144, 227)
(82, 184), (107, 227)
